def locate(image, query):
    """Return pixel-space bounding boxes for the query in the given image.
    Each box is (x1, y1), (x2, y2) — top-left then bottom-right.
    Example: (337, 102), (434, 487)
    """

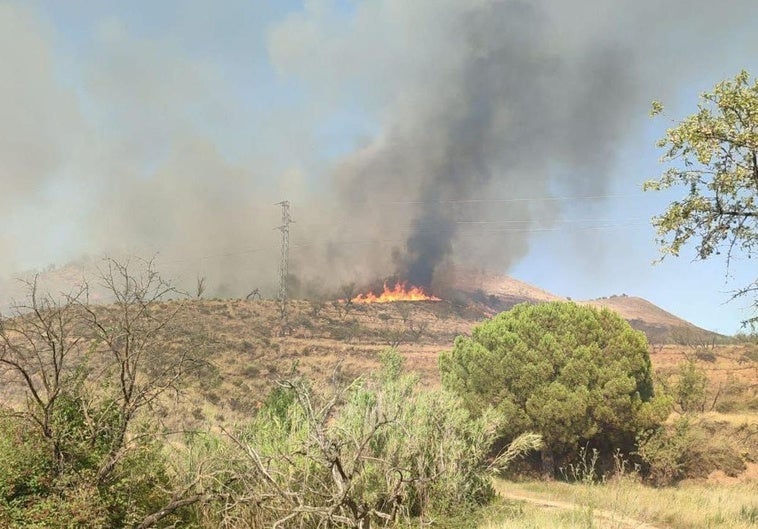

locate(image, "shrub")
(0, 403), (183, 528)
(694, 349), (717, 363)
(637, 417), (746, 485)
(740, 347), (758, 363)
(0, 412), (53, 503)
(674, 359), (709, 413)
(215, 350), (541, 528)
(0, 259), (211, 528)
(440, 302), (670, 475)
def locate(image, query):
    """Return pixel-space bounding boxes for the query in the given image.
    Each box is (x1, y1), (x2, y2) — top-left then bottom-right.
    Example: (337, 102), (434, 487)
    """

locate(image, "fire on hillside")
(348, 281), (441, 304)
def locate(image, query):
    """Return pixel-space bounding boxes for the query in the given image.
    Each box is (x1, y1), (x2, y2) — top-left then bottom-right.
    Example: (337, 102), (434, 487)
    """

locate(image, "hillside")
(128, 297), (756, 426)
(1, 286), (754, 436)
(443, 268), (718, 343)
(1, 264), (720, 344)
(444, 267), (564, 307)
(581, 294), (723, 344)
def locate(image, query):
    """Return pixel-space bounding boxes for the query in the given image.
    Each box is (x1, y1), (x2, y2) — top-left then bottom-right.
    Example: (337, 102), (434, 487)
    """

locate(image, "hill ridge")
(445, 267), (719, 342)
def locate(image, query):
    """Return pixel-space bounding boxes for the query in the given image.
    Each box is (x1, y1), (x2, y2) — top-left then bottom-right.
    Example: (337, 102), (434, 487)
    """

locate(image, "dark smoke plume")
(312, 1), (635, 288)
(281, 0), (757, 290)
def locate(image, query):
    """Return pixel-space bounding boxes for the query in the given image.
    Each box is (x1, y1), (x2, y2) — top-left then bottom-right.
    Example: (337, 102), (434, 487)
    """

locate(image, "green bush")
(0, 413), (54, 503)
(440, 302), (670, 474)
(213, 350), (540, 528)
(674, 359), (709, 413)
(0, 402), (185, 528)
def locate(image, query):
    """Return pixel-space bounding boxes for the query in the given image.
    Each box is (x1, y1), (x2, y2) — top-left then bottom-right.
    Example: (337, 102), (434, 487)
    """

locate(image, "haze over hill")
(0, 260), (719, 346)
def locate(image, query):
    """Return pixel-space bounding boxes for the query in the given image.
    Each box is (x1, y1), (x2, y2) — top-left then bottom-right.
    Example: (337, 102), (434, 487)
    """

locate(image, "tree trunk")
(540, 449), (555, 480)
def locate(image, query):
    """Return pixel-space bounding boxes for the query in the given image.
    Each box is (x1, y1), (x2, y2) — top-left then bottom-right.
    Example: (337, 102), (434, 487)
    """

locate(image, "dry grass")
(4, 295), (754, 434)
(491, 478), (758, 529)
(700, 411), (758, 426)
(166, 298), (756, 423)
(64, 297), (482, 432)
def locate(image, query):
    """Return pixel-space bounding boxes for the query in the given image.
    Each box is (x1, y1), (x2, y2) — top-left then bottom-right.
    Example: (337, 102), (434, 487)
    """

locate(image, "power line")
(289, 220), (650, 243)
(384, 193), (641, 205)
(453, 217), (649, 225)
(286, 221), (650, 250)
(139, 215), (648, 268)
(127, 215), (650, 283)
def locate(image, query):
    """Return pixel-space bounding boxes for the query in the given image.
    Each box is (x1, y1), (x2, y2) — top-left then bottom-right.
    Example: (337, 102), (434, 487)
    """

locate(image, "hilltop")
(443, 267), (720, 343)
(581, 294), (721, 344)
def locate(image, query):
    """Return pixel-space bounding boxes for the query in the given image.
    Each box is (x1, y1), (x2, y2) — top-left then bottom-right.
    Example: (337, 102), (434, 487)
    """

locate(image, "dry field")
(488, 477), (758, 529)
(128, 297), (757, 440)
(2, 293), (756, 469)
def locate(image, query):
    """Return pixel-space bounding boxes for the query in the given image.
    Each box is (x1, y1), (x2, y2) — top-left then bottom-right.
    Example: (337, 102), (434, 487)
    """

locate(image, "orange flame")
(350, 281), (441, 304)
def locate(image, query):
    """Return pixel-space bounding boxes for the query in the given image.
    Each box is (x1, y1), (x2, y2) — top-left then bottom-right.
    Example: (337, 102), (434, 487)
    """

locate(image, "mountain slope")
(581, 295), (723, 344)
(444, 267), (719, 343)
(1, 263), (719, 344)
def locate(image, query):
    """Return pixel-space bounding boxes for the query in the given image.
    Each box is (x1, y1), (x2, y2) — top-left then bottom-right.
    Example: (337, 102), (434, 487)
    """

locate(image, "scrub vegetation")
(0, 257), (756, 528)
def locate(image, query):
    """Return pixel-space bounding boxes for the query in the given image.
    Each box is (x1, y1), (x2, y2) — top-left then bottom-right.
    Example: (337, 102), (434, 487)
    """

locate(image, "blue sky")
(1, 0), (757, 334)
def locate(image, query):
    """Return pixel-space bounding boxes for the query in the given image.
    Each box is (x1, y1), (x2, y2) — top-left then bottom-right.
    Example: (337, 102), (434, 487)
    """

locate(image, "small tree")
(674, 359), (709, 413)
(76, 257), (194, 486)
(0, 277), (87, 473)
(645, 71), (758, 325)
(195, 276), (207, 299)
(440, 302), (671, 477)
(216, 351), (540, 528)
(0, 257), (211, 527)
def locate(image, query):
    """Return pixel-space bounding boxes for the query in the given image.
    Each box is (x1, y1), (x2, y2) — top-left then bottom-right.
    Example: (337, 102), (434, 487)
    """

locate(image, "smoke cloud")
(1, 0), (757, 300)
(273, 0), (757, 290)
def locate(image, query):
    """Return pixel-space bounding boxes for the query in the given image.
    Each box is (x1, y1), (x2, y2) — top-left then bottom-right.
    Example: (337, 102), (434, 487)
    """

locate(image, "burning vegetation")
(348, 281), (441, 304)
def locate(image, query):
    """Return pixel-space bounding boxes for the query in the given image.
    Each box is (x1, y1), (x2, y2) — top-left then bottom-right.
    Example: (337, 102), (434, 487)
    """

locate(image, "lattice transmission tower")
(275, 201), (293, 325)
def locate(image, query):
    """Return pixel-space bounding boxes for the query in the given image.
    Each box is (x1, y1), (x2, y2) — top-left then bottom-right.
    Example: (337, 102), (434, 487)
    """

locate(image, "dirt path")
(497, 489), (665, 529)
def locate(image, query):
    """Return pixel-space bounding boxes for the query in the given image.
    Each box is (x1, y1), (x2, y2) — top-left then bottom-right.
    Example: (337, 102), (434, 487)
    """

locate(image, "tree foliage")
(645, 70), (758, 323)
(673, 359), (709, 414)
(439, 302), (670, 474)
(211, 350), (541, 528)
(0, 258), (207, 528)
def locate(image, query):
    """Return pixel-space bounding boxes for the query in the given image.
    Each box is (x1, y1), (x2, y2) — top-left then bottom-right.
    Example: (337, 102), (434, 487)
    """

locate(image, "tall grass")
(490, 477), (758, 529)
(479, 504), (602, 529)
